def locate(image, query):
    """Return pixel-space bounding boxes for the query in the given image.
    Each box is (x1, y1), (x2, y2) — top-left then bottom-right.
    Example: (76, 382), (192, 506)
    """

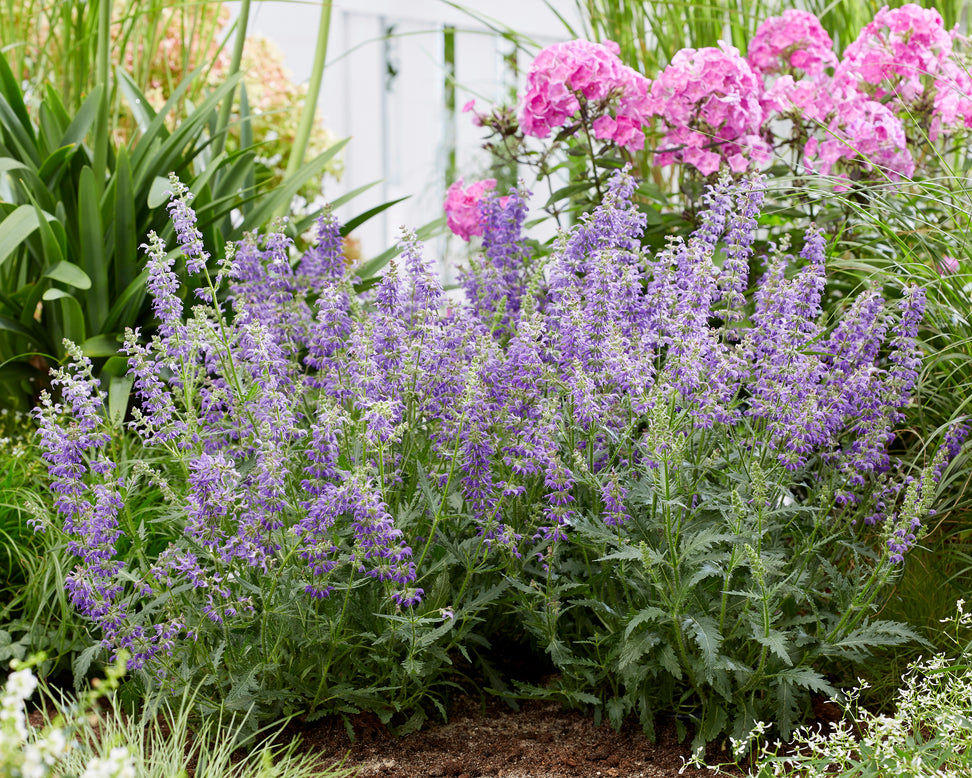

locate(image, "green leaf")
(0, 315), (34, 338)
(111, 146), (138, 292)
(619, 629), (659, 672)
(683, 614), (724, 681)
(59, 84), (104, 148)
(115, 68), (157, 135)
(0, 158), (28, 177)
(131, 74), (243, 193)
(339, 196), (408, 237)
(72, 643), (103, 688)
(753, 630), (793, 667)
(244, 137), (349, 230)
(147, 176), (172, 209)
(0, 55), (36, 156)
(657, 643), (682, 680)
(20, 185), (65, 269)
(0, 205), (56, 268)
(102, 269), (148, 333)
(329, 180), (381, 209)
(107, 374), (133, 427)
(80, 334), (122, 358)
(774, 666), (833, 696)
(44, 261), (91, 290)
(43, 289), (86, 345)
(78, 166), (108, 332)
(37, 145), (78, 183)
(623, 606), (668, 640)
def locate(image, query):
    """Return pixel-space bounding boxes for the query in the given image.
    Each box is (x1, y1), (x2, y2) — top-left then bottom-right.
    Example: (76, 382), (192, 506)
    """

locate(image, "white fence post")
(227, 0), (581, 265)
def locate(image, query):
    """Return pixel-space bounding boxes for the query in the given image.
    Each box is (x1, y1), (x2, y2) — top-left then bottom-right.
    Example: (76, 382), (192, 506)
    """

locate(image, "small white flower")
(5, 669), (38, 703)
(80, 747), (135, 778)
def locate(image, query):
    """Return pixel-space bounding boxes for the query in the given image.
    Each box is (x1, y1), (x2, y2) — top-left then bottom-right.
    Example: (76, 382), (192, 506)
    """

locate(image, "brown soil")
(285, 696), (750, 778)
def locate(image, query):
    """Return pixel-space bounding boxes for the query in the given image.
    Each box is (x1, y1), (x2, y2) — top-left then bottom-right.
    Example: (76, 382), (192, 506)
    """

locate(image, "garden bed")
(275, 695), (750, 778)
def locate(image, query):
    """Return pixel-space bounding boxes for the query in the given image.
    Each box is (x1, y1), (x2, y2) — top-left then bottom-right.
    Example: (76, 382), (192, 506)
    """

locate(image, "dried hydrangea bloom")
(518, 39), (652, 151)
(648, 42), (771, 175)
(747, 10), (837, 78)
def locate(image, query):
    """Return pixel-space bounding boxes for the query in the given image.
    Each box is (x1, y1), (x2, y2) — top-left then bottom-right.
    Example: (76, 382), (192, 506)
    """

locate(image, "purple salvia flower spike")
(166, 174), (210, 275)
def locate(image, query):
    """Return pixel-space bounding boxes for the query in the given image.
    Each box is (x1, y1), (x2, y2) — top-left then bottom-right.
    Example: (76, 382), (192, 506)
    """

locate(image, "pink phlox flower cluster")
(747, 9), (837, 78)
(444, 177), (497, 241)
(518, 39), (652, 151)
(649, 42), (771, 175)
(837, 3), (972, 140)
(804, 93), (915, 182)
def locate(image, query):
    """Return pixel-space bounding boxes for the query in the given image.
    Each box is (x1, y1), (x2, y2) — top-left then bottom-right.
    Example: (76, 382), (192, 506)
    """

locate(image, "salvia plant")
(32, 169), (964, 746)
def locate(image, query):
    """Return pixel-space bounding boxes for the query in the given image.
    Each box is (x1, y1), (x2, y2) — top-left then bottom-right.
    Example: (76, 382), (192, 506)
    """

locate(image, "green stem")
(312, 569), (356, 708)
(279, 0), (332, 214)
(415, 411), (468, 572)
(212, 0), (251, 157)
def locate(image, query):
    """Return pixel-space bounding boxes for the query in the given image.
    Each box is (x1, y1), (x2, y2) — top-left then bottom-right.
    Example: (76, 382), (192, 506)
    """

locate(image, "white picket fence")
(230, 0), (582, 266)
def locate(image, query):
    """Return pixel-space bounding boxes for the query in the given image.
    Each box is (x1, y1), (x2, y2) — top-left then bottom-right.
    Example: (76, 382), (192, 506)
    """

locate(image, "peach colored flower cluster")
(121, 4), (341, 189)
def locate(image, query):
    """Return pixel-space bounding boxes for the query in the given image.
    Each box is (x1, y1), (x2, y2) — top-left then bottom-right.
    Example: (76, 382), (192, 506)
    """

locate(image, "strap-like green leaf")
(115, 68), (157, 136)
(44, 261), (91, 290)
(102, 268), (148, 333)
(0, 94), (40, 167)
(0, 55), (35, 148)
(0, 205), (56, 268)
(80, 334), (123, 358)
(37, 145), (80, 183)
(0, 158), (28, 177)
(107, 374), (133, 427)
(245, 138), (349, 229)
(329, 180), (381, 210)
(132, 74), (243, 194)
(43, 289), (86, 347)
(78, 167), (108, 332)
(111, 145), (138, 293)
(59, 84), (104, 149)
(339, 196), (408, 238)
(0, 315), (34, 338)
(20, 182), (65, 270)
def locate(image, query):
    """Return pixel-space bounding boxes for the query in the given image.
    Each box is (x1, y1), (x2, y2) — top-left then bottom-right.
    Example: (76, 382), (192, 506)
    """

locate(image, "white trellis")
(230, 0), (581, 266)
